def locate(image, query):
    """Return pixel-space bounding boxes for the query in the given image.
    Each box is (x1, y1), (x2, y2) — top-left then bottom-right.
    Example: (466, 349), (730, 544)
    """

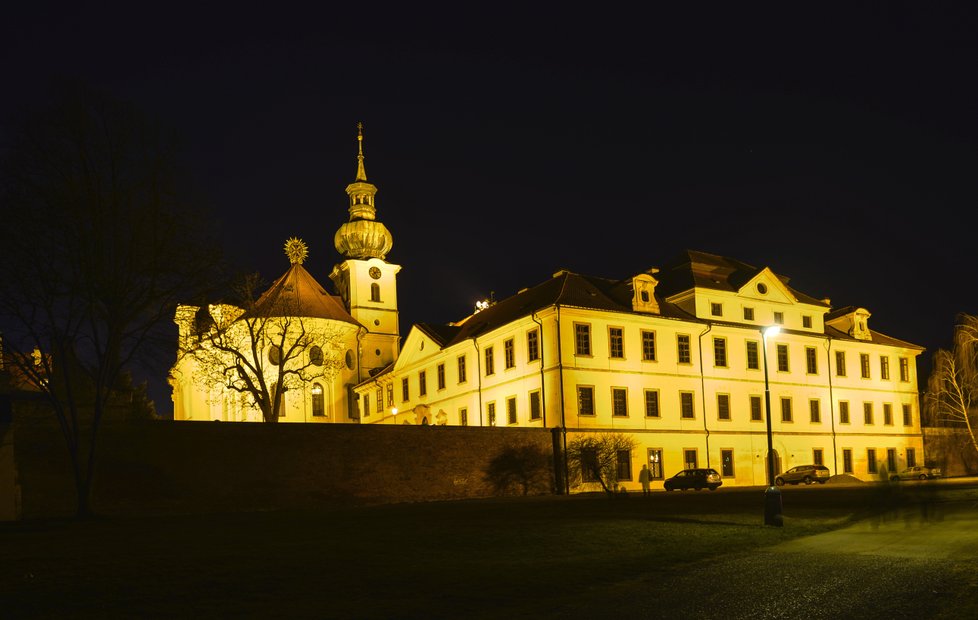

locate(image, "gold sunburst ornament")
(284, 237), (309, 265)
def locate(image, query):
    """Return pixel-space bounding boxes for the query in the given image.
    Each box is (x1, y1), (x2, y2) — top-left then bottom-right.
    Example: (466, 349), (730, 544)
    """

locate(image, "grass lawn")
(0, 488), (873, 619)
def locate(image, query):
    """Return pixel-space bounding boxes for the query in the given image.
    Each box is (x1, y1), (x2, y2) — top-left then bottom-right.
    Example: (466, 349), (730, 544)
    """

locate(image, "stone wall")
(11, 419), (558, 519)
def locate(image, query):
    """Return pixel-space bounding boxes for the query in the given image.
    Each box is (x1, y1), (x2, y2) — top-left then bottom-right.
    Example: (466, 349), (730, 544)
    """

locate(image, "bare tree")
(566, 433), (638, 495)
(178, 270), (350, 423)
(0, 81), (221, 517)
(925, 312), (978, 461)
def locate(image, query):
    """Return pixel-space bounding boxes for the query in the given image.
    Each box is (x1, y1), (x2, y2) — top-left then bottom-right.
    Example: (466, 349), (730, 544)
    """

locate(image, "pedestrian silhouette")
(639, 464), (652, 496)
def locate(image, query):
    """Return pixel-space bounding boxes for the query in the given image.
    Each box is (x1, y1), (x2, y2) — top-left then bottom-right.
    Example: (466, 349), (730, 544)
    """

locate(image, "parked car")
(891, 465), (942, 481)
(774, 464), (830, 486)
(663, 468), (722, 491)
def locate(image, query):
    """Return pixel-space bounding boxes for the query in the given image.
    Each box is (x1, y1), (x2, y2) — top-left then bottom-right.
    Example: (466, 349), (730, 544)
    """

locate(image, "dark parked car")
(774, 464), (830, 486)
(663, 468), (722, 491)
(891, 465), (942, 481)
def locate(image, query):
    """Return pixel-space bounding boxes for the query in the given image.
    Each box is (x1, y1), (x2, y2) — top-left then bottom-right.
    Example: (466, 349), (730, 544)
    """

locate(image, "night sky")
(4, 3), (978, 414)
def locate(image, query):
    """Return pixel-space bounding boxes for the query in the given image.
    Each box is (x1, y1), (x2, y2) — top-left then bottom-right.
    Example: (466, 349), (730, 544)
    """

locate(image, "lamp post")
(761, 325), (783, 527)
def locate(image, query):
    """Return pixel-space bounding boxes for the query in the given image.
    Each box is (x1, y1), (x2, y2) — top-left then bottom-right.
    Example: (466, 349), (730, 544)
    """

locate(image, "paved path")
(544, 500), (978, 619)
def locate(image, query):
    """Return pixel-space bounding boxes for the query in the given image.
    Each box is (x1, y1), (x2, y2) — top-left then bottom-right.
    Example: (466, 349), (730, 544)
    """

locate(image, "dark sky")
(4, 3), (978, 413)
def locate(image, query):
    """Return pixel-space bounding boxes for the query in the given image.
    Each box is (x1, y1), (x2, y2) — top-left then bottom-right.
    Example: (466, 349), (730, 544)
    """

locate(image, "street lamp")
(761, 325), (783, 527)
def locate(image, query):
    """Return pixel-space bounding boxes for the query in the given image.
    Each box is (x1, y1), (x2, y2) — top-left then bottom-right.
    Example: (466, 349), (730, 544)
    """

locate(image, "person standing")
(639, 464), (652, 496)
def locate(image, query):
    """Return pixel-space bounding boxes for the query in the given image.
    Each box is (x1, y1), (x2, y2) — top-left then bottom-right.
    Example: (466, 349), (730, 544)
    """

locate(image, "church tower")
(330, 123), (401, 377)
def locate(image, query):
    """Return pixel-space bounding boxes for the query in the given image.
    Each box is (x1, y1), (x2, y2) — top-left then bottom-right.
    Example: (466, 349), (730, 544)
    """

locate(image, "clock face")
(369, 267), (381, 279)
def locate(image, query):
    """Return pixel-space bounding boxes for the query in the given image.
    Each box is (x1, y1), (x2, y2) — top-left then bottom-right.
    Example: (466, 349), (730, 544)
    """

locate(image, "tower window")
(370, 283), (381, 302)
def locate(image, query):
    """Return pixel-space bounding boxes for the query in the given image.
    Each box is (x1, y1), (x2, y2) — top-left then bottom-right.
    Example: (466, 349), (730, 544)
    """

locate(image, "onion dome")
(334, 122), (393, 259)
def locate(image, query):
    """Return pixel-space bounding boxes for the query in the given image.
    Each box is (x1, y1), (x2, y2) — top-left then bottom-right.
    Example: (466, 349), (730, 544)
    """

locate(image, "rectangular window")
(717, 394), (730, 420)
(457, 355), (467, 384)
(386, 385), (394, 407)
(684, 449), (698, 470)
(839, 400), (850, 424)
(507, 396), (517, 425)
(376, 388), (383, 413)
(504, 339), (515, 369)
(459, 408), (468, 426)
(721, 449), (735, 477)
(401, 377), (409, 402)
(803, 315), (812, 329)
(899, 357), (910, 382)
(609, 327), (624, 359)
(711, 302), (723, 316)
(436, 364), (445, 390)
(529, 391), (541, 420)
(860, 353), (870, 378)
(485, 346), (495, 376)
(647, 448), (664, 479)
(311, 385), (325, 417)
(680, 391), (695, 419)
(805, 347), (818, 374)
(774, 311), (784, 325)
(836, 351), (846, 377)
(746, 341), (759, 370)
(813, 448), (824, 466)
(809, 399), (821, 423)
(776, 343), (789, 372)
(363, 394), (370, 417)
(641, 330), (657, 361)
(644, 390), (660, 418)
(418, 370), (427, 397)
(902, 403), (912, 426)
(843, 448), (853, 474)
(867, 448), (878, 474)
(677, 334), (691, 364)
(880, 355), (890, 380)
(883, 403), (893, 425)
(781, 397), (792, 422)
(575, 323), (591, 356)
(578, 386), (595, 415)
(612, 387), (628, 417)
(750, 395), (762, 421)
(863, 402), (874, 425)
(907, 448), (917, 468)
(617, 449), (632, 481)
(713, 337), (727, 367)
(487, 402), (496, 426)
(582, 448), (599, 482)
(744, 307), (754, 321)
(887, 448), (897, 473)
(527, 329), (540, 362)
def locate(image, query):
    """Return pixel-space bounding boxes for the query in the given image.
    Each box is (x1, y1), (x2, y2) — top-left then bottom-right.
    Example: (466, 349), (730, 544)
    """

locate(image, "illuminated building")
(170, 127), (924, 487)
(355, 251), (924, 487)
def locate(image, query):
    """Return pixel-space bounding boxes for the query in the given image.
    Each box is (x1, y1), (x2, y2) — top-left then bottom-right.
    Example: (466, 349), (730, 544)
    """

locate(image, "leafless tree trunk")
(0, 80), (221, 517)
(925, 313), (978, 462)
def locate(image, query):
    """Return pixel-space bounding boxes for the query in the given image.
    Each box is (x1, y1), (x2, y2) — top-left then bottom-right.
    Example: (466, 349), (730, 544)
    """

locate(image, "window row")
(571, 324), (911, 382)
(574, 386), (914, 426)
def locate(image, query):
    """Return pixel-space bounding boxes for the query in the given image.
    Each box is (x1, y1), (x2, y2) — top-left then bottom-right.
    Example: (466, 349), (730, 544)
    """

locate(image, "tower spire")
(355, 121), (367, 182)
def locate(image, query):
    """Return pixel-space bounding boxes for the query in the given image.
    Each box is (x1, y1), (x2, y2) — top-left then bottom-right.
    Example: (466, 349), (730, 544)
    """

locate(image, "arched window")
(370, 282), (381, 302)
(309, 345), (323, 366)
(311, 383), (324, 417)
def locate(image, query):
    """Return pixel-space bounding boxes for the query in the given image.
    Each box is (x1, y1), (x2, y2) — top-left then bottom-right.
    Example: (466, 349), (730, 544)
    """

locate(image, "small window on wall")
(612, 388), (628, 417)
(717, 394), (730, 420)
(311, 384), (324, 417)
(459, 408), (468, 426)
(370, 282), (381, 302)
(743, 307), (755, 321)
(529, 391), (541, 420)
(746, 341), (759, 370)
(843, 449), (853, 474)
(776, 344), (789, 372)
(578, 386), (595, 415)
(487, 402), (496, 426)
(813, 448), (823, 466)
(867, 448), (878, 474)
(680, 392), (695, 419)
(836, 351), (847, 377)
(677, 335), (692, 364)
(683, 449), (698, 469)
(720, 449), (734, 477)
(902, 403), (912, 426)
(839, 401), (850, 424)
(645, 390), (660, 418)
(773, 311), (784, 325)
(642, 330), (657, 361)
(609, 327), (624, 359)
(899, 357), (910, 382)
(507, 397), (517, 425)
(802, 315), (812, 329)
(750, 395), (762, 421)
(711, 302), (722, 317)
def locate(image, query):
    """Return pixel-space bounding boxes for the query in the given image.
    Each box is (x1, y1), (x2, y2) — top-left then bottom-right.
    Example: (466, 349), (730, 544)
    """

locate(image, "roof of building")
(420, 249), (920, 350)
(247, 263), (361, 327)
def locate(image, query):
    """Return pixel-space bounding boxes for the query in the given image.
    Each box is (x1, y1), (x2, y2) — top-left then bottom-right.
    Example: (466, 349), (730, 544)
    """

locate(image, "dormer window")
(774, 312), (784, 325)
(711, 302), (722, 317)
(802, 315), (812, 329)
(630, 273), (659, 314)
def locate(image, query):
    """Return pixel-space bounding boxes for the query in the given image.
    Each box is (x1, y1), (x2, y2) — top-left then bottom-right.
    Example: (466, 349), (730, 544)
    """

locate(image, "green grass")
(8, 485), (975, 618)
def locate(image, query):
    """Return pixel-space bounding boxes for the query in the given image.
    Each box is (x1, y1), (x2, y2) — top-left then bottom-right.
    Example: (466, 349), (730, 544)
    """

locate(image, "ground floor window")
(582, 448), (599, 482)
(529, 391), (541, 420)
(720, 449), (734, 477)
(487, 402), (496, 426)
(617, 449), (632, 481)
(459, 408), (468, 426)
(907, 447), (916, 468)
(867, 448), (878, 474)
(887, 448), (897, 473)
(311, 384), (324, 417)
(843, 449), (853, 474)
(683, 449), (698, 470)
(813, 448), (823, 466)
(647, 448), (663, 479)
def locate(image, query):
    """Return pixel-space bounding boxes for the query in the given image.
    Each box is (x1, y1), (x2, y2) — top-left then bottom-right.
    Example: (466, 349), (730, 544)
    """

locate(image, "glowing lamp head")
(763, 325), (781, 338)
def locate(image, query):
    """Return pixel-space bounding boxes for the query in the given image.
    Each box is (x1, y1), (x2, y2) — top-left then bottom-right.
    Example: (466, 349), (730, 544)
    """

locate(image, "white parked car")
(891, 465), (942, 481)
